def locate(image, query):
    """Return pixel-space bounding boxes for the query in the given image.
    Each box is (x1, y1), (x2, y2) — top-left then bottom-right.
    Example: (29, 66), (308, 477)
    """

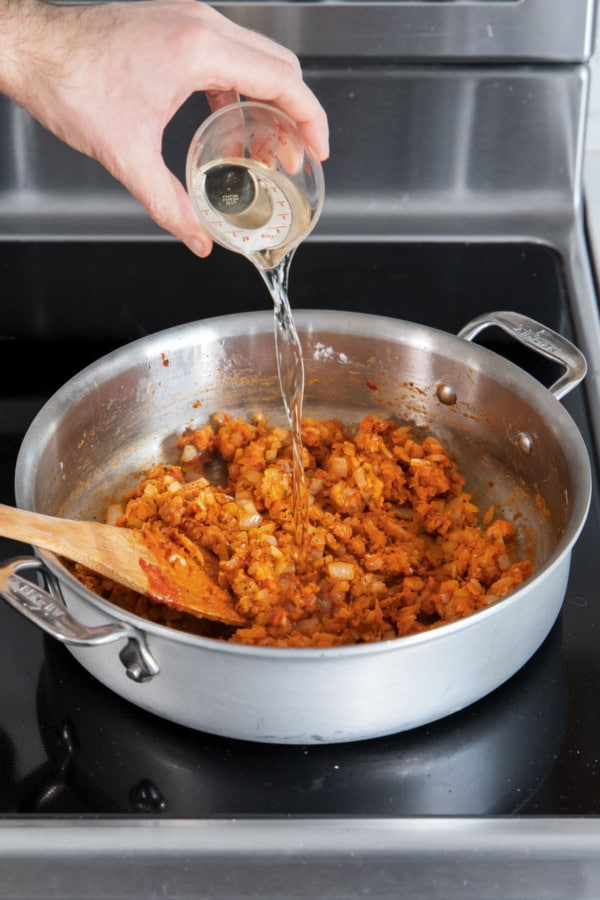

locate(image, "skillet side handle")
(0, 557), (160, 683)
(457, 310), (587, 401)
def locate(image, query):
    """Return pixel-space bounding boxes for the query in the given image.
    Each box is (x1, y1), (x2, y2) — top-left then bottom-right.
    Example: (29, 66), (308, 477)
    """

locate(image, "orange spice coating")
(72, 413), (534, 647)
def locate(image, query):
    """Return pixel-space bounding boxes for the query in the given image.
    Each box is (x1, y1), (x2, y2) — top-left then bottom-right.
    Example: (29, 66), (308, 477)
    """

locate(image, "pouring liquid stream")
(191, 149), (321, 570)
(259, 253), (309, 568)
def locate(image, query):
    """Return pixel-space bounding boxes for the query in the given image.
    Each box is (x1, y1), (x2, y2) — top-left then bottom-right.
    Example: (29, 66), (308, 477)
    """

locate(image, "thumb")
(116, 151), (214, 258)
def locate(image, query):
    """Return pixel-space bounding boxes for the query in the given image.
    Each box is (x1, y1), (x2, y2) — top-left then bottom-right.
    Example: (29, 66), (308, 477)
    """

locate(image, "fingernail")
(186, 237), (211, 258)
(310, 140), (329, 162)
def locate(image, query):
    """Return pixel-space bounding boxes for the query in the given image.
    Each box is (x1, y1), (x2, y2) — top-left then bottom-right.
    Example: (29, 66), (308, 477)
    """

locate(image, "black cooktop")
(0, 239), (598, 817)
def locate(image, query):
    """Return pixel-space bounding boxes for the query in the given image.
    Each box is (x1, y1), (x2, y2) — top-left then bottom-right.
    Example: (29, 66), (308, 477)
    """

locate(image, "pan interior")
(17, 313), (582, 585)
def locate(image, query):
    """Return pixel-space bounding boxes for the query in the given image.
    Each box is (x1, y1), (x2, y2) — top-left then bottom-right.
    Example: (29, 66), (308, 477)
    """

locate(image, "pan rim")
(18, 309), (592, 658)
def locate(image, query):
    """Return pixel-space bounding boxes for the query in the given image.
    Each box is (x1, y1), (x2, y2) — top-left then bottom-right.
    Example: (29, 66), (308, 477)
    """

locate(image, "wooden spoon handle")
(0, 503), (106, 561)
(0, 503), (244, 626)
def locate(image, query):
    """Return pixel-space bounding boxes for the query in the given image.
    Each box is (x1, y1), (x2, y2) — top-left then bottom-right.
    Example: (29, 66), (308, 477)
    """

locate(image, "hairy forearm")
(0, 0), (42, 106)
(0, 1), (73, 106)
(0, 0), (111, 141)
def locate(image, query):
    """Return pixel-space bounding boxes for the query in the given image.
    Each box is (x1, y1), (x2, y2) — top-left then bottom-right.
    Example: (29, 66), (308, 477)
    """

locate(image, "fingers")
(118, 149), (214, 258)
(159, 179), (215, 258)
(182, 234), (214, 259)
(188, 5), (330, 160)
(205, 89), (240, 114)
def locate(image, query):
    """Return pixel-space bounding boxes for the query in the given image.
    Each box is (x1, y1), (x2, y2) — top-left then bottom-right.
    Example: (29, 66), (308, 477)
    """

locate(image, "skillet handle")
(457, 310), (587, 401)
(0, 557), (160, 683)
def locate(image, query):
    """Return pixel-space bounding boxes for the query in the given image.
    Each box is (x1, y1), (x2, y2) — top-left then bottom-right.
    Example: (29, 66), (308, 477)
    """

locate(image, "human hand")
(0, 0), (329, 257)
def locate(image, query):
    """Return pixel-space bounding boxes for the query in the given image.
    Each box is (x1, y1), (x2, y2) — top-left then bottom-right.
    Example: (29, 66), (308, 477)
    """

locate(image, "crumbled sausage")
(72, 412), (534, 647)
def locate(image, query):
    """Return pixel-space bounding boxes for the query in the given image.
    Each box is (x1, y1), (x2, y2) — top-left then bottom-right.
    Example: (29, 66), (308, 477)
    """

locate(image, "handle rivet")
(518, 432), (533, 454)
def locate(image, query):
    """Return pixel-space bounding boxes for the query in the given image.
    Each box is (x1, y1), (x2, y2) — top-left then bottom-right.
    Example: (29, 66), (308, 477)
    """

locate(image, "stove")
(0, 1), (600, 897)
(0, 238), (597, 893)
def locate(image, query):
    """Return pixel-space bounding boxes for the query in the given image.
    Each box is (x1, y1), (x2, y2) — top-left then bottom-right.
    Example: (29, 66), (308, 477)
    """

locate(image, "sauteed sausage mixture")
(73, 412), (534, 646)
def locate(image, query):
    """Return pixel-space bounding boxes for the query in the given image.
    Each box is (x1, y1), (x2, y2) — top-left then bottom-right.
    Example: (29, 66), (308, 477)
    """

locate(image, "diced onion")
(180, 444), (198, 463)
(237, 498), (262, 529)
(327, 561), (355, 580)
(330, 457), (348, 478)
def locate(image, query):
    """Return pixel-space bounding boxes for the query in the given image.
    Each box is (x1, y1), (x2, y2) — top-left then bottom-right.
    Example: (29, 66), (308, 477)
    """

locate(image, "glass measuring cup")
(185, 100), (325, 271)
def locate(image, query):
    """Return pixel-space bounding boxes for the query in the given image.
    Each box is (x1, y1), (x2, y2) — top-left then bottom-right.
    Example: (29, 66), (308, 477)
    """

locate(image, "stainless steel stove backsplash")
(0, 0), (595, 243)
(212, 0), (595, 62)
(0, 65), (590, 246)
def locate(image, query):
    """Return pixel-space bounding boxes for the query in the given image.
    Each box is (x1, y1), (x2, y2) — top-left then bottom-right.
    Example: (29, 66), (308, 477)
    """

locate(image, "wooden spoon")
(0, 503), (245, 626)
